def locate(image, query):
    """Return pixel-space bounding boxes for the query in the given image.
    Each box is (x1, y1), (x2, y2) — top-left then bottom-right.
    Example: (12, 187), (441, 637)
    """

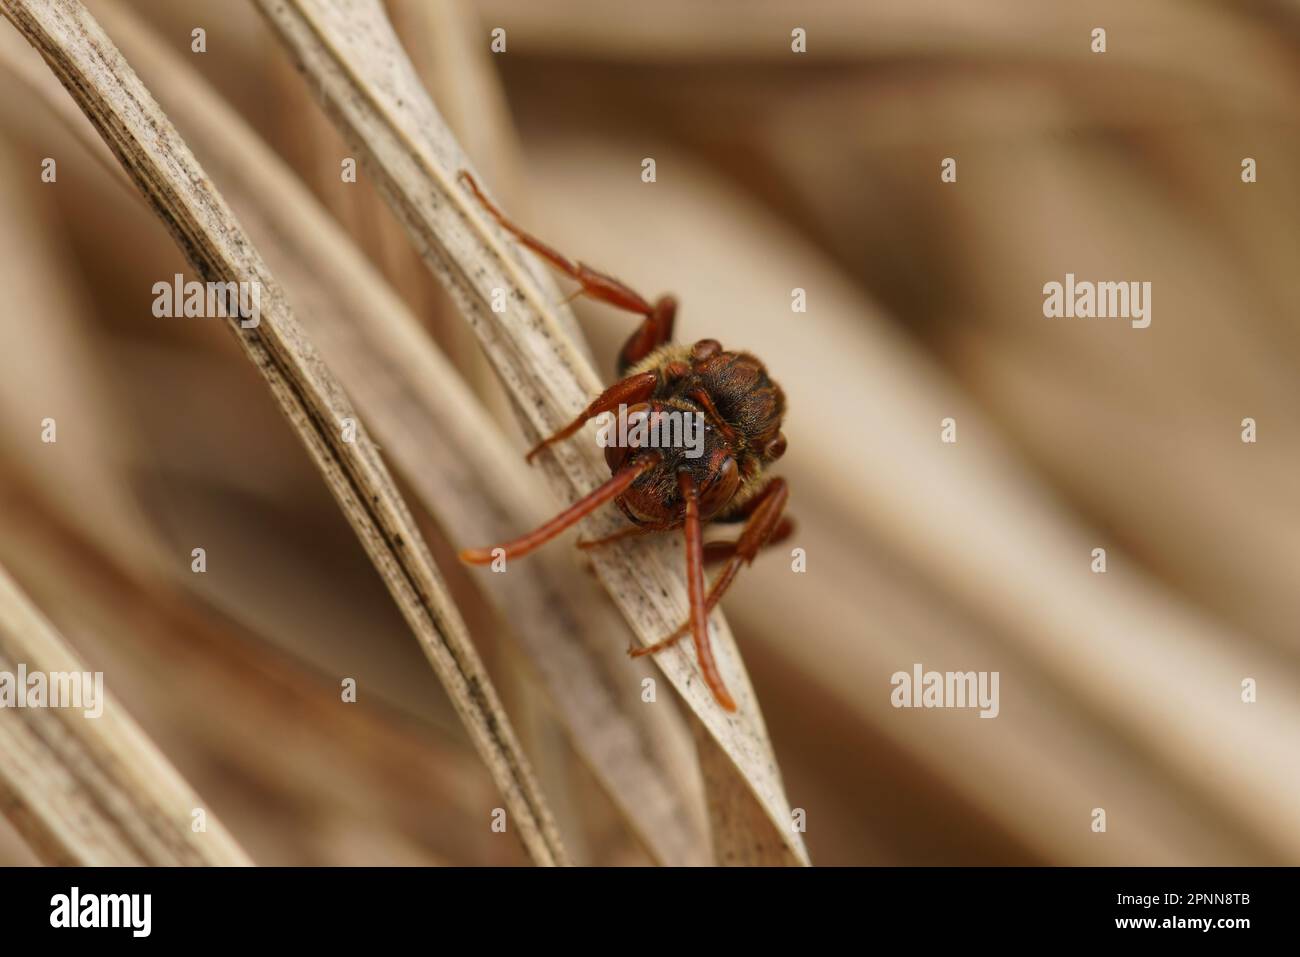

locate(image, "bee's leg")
(675, 472), (737, 712)
(525, 371), (658, 463)
(703, 517), (795, 565)
(458, 171), (676, 374)
(581, 514), (790, 557)
(630, 479), (789, 658)
(460, 455), (658, 564)
(694, 478), (790, 615)
(615, 295), (676, 375)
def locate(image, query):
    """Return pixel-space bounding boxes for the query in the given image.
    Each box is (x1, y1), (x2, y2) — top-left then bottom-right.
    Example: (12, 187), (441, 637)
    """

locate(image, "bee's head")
(605, 402), (741, 524)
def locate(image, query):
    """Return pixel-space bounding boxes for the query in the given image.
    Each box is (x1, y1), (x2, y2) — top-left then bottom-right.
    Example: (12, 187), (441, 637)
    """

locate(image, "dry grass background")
(0, 0), (1298, 865)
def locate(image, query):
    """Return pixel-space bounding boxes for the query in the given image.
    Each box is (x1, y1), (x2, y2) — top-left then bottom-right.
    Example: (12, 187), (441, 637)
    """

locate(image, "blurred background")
(1, 0), (1298, 865)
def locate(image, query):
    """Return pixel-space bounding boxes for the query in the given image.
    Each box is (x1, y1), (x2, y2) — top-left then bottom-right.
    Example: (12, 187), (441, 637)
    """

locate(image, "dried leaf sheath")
(0, 0), (567, 865)
(0, 562), (251, 865)
(0, 0), (710, 865)
(252, 0), (808, 864)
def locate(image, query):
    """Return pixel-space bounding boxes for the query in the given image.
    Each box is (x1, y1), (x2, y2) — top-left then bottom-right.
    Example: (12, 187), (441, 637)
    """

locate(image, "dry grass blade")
(0, 482), (524, 866)
(63, 0), (705, 865)
(253, 0), (807, 864)
(0, 561), (251, 865)
(0, 0), (568, 865)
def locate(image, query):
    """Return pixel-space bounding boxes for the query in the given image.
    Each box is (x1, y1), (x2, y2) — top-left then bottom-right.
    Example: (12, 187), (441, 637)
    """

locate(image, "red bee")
(458, 172), (792, 711)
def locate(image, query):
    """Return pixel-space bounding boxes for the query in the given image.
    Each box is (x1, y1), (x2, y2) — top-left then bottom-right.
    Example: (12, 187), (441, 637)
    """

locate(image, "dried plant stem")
(79, 0), (704, 866)
(0, 0), (567, 865)
(0, 561), (251, 865)
(253, 0), (807, 864)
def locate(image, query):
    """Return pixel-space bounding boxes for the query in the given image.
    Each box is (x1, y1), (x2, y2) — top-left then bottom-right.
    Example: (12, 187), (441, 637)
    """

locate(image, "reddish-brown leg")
(458, 170), (677, 374)
(525, 371), (658, 463)
(584, 516), (791, 558)
(579, 513), (792, 556)
(460, 456), (657, 564)
(703, 517), (795, 565)
(630, 478), (789, 658)
(676, 472), (736, 712)
(617, 295), (676, 375)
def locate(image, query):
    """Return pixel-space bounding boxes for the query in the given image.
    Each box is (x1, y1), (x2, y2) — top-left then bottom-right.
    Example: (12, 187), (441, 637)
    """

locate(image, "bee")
(458, 172), (792, 712)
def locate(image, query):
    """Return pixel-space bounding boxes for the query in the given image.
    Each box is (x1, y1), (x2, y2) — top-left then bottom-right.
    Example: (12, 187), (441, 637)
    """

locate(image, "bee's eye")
(699, 456), (739, 516)
(764, 433), (787, 461)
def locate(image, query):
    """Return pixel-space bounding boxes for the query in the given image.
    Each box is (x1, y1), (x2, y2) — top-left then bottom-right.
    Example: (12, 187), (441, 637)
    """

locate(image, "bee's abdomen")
(697, 351), (786, 447)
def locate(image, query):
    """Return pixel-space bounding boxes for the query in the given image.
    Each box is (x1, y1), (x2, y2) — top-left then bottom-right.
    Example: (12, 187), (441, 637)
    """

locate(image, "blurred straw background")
(0, 0), (1298, 865)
